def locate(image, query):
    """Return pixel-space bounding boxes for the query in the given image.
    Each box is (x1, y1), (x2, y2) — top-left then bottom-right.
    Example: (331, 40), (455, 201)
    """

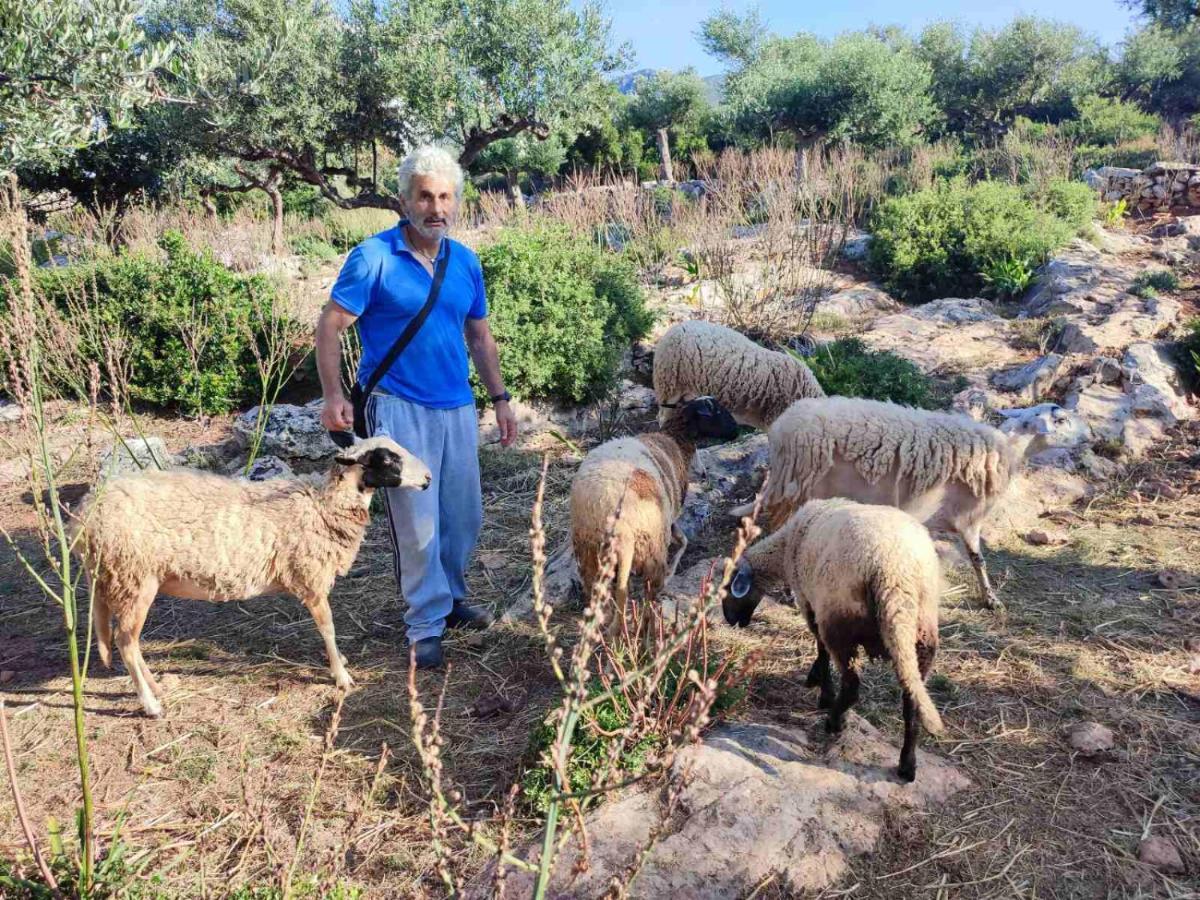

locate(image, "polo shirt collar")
(393, 219), (447, 261)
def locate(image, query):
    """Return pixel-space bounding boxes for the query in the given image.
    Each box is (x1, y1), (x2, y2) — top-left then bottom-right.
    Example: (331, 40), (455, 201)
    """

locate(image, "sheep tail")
(874, 578), (943, 735)
(91, 588), (113, 670)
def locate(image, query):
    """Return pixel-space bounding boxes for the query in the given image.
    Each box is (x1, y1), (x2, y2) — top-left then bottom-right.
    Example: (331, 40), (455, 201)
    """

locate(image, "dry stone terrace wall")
(1085, 161), (1200, 212)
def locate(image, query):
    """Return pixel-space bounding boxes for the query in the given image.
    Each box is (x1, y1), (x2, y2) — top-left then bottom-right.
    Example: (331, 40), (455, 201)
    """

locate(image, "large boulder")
(820, 283), (898, 319)
(233, 401), (339, 460)
(910, 297), (999, 324)
(991, 354), (1064, 402)
(98, 437), (174, 480)
(482, 718), (971, 899)
(863, 308), (1023, 381)
(1122, 342), (1193, 423)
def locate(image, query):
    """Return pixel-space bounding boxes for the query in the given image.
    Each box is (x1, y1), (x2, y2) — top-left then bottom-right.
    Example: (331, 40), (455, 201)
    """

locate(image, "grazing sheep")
(653, 320), (824, 431)
(571, 397), (739, 618)
(758, 397), (1071, 610)
(75, 437), (432, 717)
(724, 498), (943, 782)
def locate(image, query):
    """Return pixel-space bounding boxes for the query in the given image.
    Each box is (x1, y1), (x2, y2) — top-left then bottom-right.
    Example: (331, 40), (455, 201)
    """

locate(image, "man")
(316, 144), (517, 669)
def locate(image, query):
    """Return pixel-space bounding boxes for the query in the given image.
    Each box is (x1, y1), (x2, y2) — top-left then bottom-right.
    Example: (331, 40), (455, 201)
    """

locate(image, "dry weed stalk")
(406, 459), (765, 898)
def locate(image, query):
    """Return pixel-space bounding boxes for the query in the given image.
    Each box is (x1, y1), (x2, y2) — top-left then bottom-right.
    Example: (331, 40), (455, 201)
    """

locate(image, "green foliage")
(1114, 23), (1200, 120)
(626, 69), (711, 135)
(1027, 179), (1097, 233)
(981, 256), (1036, 299)
(476, 225), (653, 404)
(1073, 137), (1162, 173)
(8, 232), (281, 414)
(1102, 198), (1130, 226)
(868, 179), (1081, 302)
(803, 337), (950, 408)
(1177, 317), (1200, 393)
(521, 659), (744, 814)
(289, 233), (340, 262)
(1130, 269), (1181, 297)
(1067, 95), (1161, 146)
(282, 184), (333, 219)
(0, 0), (174, 172)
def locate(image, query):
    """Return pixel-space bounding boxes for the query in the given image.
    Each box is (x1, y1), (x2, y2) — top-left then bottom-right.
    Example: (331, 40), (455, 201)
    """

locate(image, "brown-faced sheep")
(653, 320), (824, 431)
(74, 437), (431, 717)
(724, 498), (943, 782)
(571, 397), (739, 620)
(758, 397), (1073, 610)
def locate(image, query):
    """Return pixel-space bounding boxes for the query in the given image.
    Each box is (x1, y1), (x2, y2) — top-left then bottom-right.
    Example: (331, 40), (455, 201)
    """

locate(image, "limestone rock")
(820, 283), (898, 319)
(0, 399), (21, 423)
(241, 455), (293, 481)
(234, 401), (339, 460)
(1067, 721), (1114, 755)
(991, 354), (1064, 402)
(1138, 836), (1185, 874)
(682, 434), (768, 538)
(480, 719), (971, 899)
(1026, 528), (1069, 546)
(910, 297), (998, 324)
(842, 232), (872, 261)
(1122, 342), (1192, 423)
(98, 437), (173, 480)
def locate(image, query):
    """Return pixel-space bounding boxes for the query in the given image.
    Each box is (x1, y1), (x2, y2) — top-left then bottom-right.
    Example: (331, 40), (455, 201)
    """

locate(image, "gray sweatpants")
(366, 392), (482, 642)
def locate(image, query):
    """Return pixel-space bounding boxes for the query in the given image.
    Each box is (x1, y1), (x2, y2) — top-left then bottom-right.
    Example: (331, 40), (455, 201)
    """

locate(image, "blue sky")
(602, 0), (1144, 76)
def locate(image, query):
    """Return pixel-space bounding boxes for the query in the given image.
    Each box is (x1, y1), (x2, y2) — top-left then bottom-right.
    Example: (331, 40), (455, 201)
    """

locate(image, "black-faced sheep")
(724, 498), (943, 782)
(757, 397), (1072, 610)
(571, 397), (739, 619)
(653, 320), (824, 431)
(74, 437), (432, 717)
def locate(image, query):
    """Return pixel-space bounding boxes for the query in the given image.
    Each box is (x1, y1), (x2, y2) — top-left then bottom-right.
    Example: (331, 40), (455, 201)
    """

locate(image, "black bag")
(330, 244), (452, 447)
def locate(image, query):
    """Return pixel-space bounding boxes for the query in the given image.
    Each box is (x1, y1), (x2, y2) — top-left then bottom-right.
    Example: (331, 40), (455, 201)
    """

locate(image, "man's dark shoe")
(445, 600), (495, 631)
(412, 636), (444, 669)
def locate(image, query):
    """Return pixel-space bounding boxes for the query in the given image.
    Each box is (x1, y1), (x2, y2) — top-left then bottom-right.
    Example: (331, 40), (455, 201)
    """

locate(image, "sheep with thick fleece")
(724, 498), (943, 782)
(757, 397), (1072, 610)
(571, 397), (738, 618)
(653, 320), (824, 430)
(75, 436), (432, 717)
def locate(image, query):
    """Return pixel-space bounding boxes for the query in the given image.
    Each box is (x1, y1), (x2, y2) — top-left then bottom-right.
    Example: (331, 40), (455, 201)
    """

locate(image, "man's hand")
(495, 399), (517, 447)
(322, 394), (354, 432)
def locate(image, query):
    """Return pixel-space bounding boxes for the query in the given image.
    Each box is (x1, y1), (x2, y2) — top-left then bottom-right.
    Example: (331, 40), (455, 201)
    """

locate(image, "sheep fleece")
(765, 396), (1017, 517)
(653, 320), (824, 429)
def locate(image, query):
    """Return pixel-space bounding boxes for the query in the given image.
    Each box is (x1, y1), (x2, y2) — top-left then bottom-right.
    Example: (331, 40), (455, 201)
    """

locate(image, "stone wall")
(1085, 161), (1200, 212)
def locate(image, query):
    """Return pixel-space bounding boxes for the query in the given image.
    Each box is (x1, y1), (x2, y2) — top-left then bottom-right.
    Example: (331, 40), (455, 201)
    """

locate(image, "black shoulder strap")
(361, 242), (452, 398)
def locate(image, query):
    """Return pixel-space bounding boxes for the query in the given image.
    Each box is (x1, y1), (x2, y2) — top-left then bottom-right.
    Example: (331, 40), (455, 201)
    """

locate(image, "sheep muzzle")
(723, 558), (761, 628)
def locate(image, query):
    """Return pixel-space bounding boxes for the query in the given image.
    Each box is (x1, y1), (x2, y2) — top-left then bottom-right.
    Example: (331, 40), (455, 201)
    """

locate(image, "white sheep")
(571, 397), (739, 619)
(757, 396), (1072, 610)
(74, 436), (432, 717)
(724, 498), (944, 782)
(653, 320), (824, 431)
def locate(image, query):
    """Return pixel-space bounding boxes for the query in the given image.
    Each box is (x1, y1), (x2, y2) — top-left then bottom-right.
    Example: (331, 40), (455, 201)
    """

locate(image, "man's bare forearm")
(316, 303), (352, 400)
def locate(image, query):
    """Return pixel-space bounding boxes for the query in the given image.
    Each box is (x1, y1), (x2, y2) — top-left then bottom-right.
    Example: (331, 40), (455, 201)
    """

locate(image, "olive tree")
(625, 69), (710, 182)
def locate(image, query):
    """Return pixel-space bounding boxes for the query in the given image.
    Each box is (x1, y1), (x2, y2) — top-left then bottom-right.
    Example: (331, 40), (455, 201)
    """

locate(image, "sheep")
(571, 397), (739, 621)
(74, 436), (432, 718)
(653, 320), (824, 431)
(724, 498), (944, 782)
(755, 396), (1073, 611)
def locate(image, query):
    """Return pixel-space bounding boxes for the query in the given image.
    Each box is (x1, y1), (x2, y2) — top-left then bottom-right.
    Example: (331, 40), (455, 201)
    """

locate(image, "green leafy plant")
(981, 255), (1037, 299)
(1102, 198), (1129, 227)
(1130, 269), (1181, 298)
(288, 233), (340, 262)
(477, 224), (654, 404)
(803, 337), (951, 409)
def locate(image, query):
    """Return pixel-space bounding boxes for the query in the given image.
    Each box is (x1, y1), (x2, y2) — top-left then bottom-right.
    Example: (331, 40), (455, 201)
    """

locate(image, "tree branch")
(458, 115), (551, 168)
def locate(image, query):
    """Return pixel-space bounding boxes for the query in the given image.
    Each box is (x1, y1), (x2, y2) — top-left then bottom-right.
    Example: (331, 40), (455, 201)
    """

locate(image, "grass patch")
(803, 337), (957, 409)
(1130, 269), (1181, 298)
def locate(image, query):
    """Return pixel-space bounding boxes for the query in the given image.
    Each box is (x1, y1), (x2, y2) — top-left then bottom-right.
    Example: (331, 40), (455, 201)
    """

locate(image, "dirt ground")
(2, 403), (1198, 898)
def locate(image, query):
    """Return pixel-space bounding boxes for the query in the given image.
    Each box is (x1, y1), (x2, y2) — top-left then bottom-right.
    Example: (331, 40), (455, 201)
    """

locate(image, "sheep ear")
(730, 564), (753, 599)
(335, 455), (359, 466)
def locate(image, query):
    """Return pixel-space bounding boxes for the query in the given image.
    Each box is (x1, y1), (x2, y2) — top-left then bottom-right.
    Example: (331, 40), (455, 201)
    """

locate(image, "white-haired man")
(316, 145), (517, 669)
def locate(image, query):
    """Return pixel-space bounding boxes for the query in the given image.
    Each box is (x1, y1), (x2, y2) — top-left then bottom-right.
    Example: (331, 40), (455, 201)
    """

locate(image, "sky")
(601, 0), (1144, 76)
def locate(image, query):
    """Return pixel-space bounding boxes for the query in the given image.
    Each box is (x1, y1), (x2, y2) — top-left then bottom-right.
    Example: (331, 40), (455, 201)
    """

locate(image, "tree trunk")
(268, 184), (284, 257)
(372, 140), (378, 191)
(201, 192), (217, 218)
(504, 170), (524, 208)
(656, 128), (674, 183)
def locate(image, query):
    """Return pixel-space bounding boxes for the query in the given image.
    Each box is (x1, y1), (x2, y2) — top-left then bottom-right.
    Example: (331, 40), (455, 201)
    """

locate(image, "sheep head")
(334, 436), (432, 490)
(661, 396), (739, 442)
(996, 403), (1079, 459)
(724, 557), (763, 628)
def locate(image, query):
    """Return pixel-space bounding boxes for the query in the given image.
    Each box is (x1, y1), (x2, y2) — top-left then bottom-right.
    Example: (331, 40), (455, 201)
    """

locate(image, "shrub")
(281, 184), (332, 219)
(477, 225), (654, 404)
(1176, 317), (1200, 393)
(1074, 137), (1160, 174)
(7, 231), (281, 414)
(868, 179), (1078, 302)
(323, 208), (397, 251)
(1130, 269), (1181, 298)
(1068, 96), (1160, 147)
(288, 232), (340, 262)
(803, 337), (951, 409)
(1028, 180), (1097, 233)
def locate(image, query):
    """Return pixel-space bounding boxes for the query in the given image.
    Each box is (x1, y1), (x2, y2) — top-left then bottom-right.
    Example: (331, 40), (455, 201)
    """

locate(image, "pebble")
(1067, 721), (1114, 756)
(1137, 836), (1185, 874)
(1025, 528), (1069, 546)
(0, 670), (14, 684)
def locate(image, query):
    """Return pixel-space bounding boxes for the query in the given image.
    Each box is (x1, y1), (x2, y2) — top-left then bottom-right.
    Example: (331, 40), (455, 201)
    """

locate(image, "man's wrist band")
(490, 390), (511, 405)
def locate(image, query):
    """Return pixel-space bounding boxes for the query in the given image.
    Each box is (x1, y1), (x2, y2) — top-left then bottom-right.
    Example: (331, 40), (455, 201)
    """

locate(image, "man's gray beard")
(409, 219), (451, 242)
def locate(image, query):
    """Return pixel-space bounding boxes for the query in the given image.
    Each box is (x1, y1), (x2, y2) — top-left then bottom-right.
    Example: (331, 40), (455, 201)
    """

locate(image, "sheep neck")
(315, 467), (373, 548)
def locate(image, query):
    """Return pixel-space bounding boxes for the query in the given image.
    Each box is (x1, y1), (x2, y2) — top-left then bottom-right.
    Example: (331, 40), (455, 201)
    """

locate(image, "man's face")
(405, 174), (458, 241)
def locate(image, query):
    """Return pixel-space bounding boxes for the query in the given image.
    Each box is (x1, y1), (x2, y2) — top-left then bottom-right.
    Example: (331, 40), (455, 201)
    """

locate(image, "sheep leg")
(665, 522), (688, 582)
(304, 594), (355, 691)
(898, 691), (920, 783)
(801, 608), (835, 708)
(114, 586), (162, 718)
(960, 523), (1002, 611)
(825, 655), (859, 735)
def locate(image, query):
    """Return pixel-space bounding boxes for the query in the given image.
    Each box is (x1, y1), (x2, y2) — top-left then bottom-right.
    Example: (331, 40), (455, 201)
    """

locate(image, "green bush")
(868, 179), (1079, 302)
(282, 184), (332, 219)
(1176, 318), (1200, 394)
(288, 232), (340, 262)
(1074, 137), (1160, 174)
(1067, 96), (1160, 147)
(8, 231), (279, 414)
(1028, 180), (1097, 233)
(803, 337), (953, 409)
(477, 225), (654, 404)
(1130, 269), (1181, 298)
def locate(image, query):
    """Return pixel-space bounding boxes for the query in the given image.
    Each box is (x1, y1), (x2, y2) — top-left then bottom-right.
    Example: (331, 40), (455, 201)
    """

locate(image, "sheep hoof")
(142, 700), (164, 719)
(825, 714), (844, 735)
(983, 591), (1005, 612)
(335, 673), (356, 691)
(897, 762), (916, 783)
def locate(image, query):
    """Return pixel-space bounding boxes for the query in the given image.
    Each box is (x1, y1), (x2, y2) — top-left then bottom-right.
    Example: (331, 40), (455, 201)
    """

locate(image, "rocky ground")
(1, 212), (1198, 897)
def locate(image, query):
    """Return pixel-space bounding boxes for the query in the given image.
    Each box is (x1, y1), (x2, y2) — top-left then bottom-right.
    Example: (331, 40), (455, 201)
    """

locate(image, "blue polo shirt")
(330, 223), (487, 409)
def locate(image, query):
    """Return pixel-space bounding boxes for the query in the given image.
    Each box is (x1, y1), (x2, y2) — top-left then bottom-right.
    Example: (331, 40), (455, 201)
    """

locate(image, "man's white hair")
(396, 145), (464, 200)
